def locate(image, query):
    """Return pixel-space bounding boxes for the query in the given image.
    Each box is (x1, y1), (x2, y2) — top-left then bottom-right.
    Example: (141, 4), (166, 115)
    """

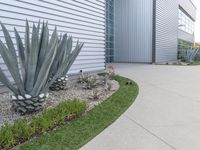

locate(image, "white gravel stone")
(11, 95), (17, 100)
(18, 95), (24, 100)
(39, 93), (45, 98)
(25, 94), (32, 99)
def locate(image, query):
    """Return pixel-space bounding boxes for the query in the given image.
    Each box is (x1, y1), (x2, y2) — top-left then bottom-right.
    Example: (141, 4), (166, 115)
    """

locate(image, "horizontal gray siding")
(178, 0), (196, 43)
(114, 0), (153, 63)
(178, 30), (194, 43)
(0, 0), (106, 82)
(155, 0), (179, 63)
(179, 0), (196, 20)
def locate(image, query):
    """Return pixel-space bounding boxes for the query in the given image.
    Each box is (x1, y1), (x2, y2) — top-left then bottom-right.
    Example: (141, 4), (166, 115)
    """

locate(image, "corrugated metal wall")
(0, 0), (106, 82)
(155, 0), (179, 63)
(114, 0), (153, 63)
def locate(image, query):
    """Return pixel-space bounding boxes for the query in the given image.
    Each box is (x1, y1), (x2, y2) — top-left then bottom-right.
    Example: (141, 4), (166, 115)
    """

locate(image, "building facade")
(0, 0), (107, 82)
(0, 0), (197, 81)
(114, 0), (196, 63)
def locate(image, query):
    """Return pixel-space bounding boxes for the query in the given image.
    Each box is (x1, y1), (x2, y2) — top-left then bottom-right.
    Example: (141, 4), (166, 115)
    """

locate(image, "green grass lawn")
(192, 59), (200, 65)
(15, 75), (139, 150)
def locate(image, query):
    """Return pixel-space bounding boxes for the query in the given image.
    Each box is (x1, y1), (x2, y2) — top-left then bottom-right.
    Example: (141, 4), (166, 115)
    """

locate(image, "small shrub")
(90, 89), (102, 100)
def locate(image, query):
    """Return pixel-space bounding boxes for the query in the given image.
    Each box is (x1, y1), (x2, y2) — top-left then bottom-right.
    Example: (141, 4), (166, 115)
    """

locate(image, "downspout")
(152, 0), (156, 63)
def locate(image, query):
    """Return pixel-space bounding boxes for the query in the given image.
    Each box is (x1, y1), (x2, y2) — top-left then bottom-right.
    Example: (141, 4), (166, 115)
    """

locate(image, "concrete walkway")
(80, 63), (200, 150)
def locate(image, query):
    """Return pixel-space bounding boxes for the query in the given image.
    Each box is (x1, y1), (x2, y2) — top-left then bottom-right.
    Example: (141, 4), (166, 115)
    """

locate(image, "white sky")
(193, 0), (200, 42)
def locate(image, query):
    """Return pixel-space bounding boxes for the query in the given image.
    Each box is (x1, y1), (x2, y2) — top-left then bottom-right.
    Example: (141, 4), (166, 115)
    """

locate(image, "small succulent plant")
(90, 89), (102, 100)
(84, 76), (97, 89)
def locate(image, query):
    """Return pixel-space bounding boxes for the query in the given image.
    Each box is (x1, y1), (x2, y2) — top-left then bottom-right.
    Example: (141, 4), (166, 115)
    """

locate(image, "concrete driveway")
(80, 63), (200, 150)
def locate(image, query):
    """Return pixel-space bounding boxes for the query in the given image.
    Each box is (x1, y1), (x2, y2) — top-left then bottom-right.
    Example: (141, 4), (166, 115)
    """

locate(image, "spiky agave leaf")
(14, 27), (25, 81)
(31, 27), (59, 96)
(24, 20), (30, 90)
(36, 22), (49, 78)
(0, 22), (18, 61)
(49, 34), (68, 77)
(63, 40), (84, 75)
(0, 67), (19, 94)
(0, 23), (25, 95)
(25, 24), (40, 93)
(60, 36), (73, 66)
(48, 35), (76, 79)
(45, 41), (83, 92)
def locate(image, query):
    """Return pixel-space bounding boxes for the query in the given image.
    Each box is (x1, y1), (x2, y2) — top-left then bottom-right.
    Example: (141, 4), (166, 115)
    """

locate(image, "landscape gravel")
(0, 77), (119, 128)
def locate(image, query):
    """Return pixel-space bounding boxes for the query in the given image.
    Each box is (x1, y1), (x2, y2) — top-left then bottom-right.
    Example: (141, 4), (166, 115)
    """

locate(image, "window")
(178, 9), (195, 34)
(106, 0), (114, 63)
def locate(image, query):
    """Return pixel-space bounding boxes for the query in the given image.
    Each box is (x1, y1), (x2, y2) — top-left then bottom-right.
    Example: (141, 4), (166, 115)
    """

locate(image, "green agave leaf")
(25, 23), (40, 93)
(37, 20), (41, 35)
(36, 22), (49, 78)
(0, 23), (25, 93)
(45, 42), (83, 92)
(0, 40), (25, 95)
(0, 22), (17, 61)
(63, 36), (73, 62)
(63, 42), (84, 75)
(31, 27), (58, 96)
(62, 41), (84, 75)
(49, 34), (68, 77)
(14, 27), (25, 81)
(24, 19), (30, 88)
(25, 20), (30, 59)
(59, 36), (73, 76)
(0, 67), (19, 95)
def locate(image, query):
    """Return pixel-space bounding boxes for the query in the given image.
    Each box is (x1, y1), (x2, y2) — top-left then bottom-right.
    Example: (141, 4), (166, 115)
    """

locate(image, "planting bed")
(0, 75), (119, 128)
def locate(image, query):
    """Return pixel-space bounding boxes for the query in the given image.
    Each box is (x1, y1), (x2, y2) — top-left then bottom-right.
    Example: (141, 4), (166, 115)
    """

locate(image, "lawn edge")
(16, 75), (139, 150)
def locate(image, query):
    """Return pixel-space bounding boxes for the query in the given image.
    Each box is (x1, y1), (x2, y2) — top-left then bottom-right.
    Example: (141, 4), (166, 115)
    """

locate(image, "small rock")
(25, 94), (32, 99)
(39, 93), (45, 98)
(18, 95), (24, 100)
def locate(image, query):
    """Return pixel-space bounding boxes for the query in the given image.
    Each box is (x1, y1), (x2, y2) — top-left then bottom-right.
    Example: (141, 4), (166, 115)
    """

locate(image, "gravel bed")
(0, 76), (119, 128)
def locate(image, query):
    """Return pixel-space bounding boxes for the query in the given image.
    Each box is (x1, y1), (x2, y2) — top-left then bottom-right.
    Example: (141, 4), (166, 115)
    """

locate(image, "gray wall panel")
(155, 0), (179, 62)
(0, 0), (106, 82)
(178, 30), (194, 43)
(179, 0), (196, 20)
(114, 0), (153, 63)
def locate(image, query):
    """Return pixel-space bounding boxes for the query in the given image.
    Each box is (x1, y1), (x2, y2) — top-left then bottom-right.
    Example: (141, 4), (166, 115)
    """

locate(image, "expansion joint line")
(125, 115), (177, 150)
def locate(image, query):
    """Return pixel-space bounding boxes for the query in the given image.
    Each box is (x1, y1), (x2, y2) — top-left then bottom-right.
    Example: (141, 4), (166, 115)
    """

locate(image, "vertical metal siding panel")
(155, 0), (179, 63)
(114, 0), (153, 63)
(0, 0), (106, 81)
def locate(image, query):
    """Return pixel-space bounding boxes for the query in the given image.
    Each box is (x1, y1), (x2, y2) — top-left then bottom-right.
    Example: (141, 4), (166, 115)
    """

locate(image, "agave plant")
(49, 35), (82, 91)
(0, 20), (83, 114)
